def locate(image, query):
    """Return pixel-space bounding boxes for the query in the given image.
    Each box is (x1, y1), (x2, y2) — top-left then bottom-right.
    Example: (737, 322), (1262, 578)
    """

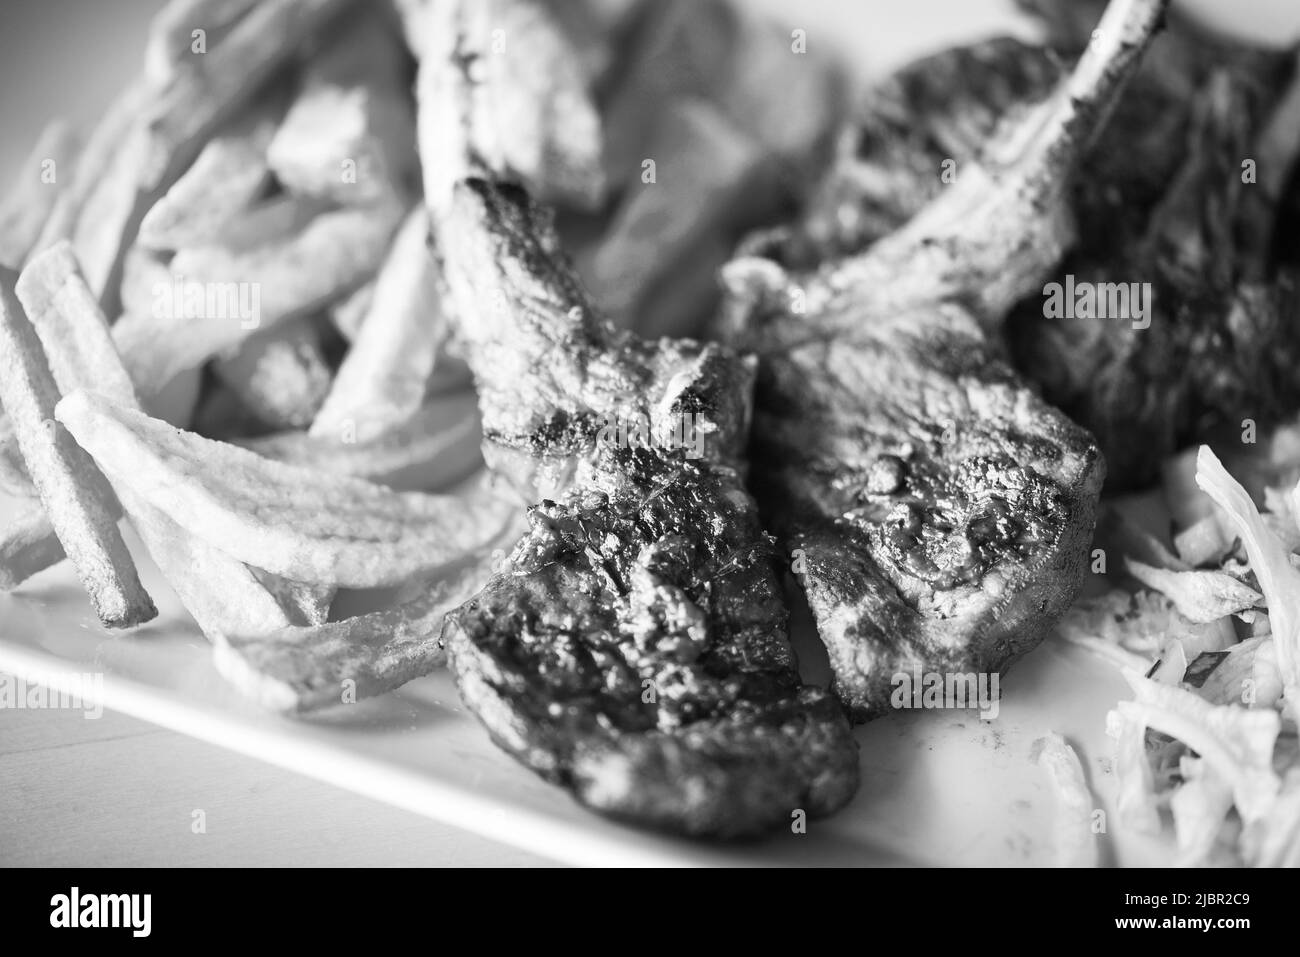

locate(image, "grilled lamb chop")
(717, 0), (1168, 720)
(1004, 0), (1300, 487)
(414, 0), (858, 837)
(751, 0), (1300, 488)
(435, 181), (858, 838)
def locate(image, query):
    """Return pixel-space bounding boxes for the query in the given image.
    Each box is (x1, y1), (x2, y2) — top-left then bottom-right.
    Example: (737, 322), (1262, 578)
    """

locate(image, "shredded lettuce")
(1148, 638), (1187, 685)
(1197, 447), (1300, 714)
(1241, 769), (1300, 867)
(1106, 707), (1162, 835)
(1121, 670), (1281, 825)
(1124, 557), (1261, 623)
(1169, 756), (1236, 867)
(1263, 486), (1300, 552)
(1058, 589), (1233, 672)
(1172, 514), (1232, 567)
(1195, 636), (1272, 707)
(1033, 733), (1099, 867)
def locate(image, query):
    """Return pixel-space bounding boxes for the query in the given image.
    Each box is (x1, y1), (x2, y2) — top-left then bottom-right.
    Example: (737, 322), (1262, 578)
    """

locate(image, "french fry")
(143, 0), (262, 88)
(581, 99), (773, 336)
(212, 316), (333, 430)
(0, 120), (79, 270)
(250, 570), (334, 626)
(189, 377), (268, 440)
(538, 0), (647, 89)
(409, 0), (606, 212)
(18, 244), (138, 404)
(243, 391), (483, 491)
(112, 198), (405, 386)
(208, 193), (332, 251)
(31, 82), (149, 257)
(24, 243), (203, 426)
(328, 276), (473, 393)
(625, 232), (734, 340)
(310, 207), (445, 442)
(599, 0), (735, 186)
(137, 0), (358, 192)
(120, 483), (297, 637)
(135, 98), (281, 252)
(328, 277), (373, 342)
(69, 119), (162, 310)
(118, 245), (173, 321)
(425, 354), (475, 395)
(56, 390), (515, 588)
(600, 0), (843, 188)
(0, 507), (63, 591)
(15, 242), (304, 633)
(0, 271), (155, 627)
(0, 427), (35, 497)
(266, 7), (418, 203)
(211, 544), (509, 712)
(0, 249), (202, 586)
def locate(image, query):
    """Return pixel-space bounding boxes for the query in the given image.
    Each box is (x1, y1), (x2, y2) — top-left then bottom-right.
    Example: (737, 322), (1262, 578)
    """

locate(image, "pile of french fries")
(0, 0), (841, 713)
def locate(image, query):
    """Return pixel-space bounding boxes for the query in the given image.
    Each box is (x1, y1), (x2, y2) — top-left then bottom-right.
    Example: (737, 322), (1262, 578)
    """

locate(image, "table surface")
(3, 0), (1299, 869)
(1, 689), (553, 866)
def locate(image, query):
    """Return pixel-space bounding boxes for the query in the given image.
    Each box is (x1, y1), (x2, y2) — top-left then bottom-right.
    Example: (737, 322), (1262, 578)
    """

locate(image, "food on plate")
(13, 241), (298, 635)
(265, 6), (418, 204)
(309, 208), (447, 443)
(0, 120), (79, 270)
(714, 0), (1169, 718)
(757, 0), (1300, 489)
(407, 0), (606, 212)
(433, 176), (859, 838)
(242, 391), (483, 491)
(112, 196), (406, 386)
(1033, 733), (1100, 867)
(55, 391), (515, 589)
(3, 0), (1300, 859)
(137, 0), (356, 190)
(0, 266), (155, 628)
(135, 97), (282, 252)
(419, 1), (858, 836)
(1058, 443), (1300, 864)
(213, 539), (516, 712)
(211, 316), (334, 431)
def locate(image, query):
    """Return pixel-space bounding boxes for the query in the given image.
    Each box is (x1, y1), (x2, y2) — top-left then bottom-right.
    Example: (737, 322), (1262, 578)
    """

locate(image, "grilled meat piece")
(415, 0), (861, 832)
(1005, 0), (1300, 487)
(436, 181), (858, 838)
(1008, 69), (1300, 488)
(741, 36), (1064, 272)
(752, 0), (1300, 488)
(718, 0), (1168, 719)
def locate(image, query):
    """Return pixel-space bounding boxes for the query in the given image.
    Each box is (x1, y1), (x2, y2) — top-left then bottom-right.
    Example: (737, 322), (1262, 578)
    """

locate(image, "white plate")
(0, 492), (1175, 866)
(11, 0), (1275, 868)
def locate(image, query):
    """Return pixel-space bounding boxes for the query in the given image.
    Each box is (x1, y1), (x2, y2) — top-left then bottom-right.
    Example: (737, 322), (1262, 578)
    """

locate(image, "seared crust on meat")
(742, 302), (1101, 720)
(719, 0), (1167, 719)
(435, 178), (859, 837)
(449, 447), (858, 836)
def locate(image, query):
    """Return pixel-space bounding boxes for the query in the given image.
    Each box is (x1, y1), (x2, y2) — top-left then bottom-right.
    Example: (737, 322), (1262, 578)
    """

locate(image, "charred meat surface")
(754, 0), (1300, 488)
(425, 143), (858, 832)
(717, 0), (1170, 719)
(731, 297), (1102, 721)
(452, 439), (858, 837)
(741, 36), (1064, 271)
(1006, 12), (1300, 488)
